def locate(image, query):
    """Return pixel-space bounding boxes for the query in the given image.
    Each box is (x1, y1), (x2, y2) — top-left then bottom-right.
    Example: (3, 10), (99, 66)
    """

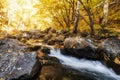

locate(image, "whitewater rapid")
(49, 49), (120, 80)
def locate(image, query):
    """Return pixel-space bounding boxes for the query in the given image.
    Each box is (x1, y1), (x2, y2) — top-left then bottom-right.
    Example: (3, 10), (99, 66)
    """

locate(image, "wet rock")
(99, 38), (120, 74)
(38, 65), (95, 80)
(38, 65), (63, 80)
(37, 54), (96, 80)
(37, 53), (63, 80)
(0, 38), (41, 80)
(62, 37), (99, 60)
(101, 38), (120, 60)
(10, 74), (32, 80)
(0, 52), (39, 80)
(64, 68), (96, 80)
(30, 59), (42, 80)
(104, 60), (120, 74)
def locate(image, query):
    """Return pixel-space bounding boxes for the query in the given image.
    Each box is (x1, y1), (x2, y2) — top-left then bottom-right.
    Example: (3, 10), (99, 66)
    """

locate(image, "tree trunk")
(73, 0), (80, 34)
(102, 0), (109, 29)
(88, 9), (95, 36)
(90, 22), (95, 36)
(79, 0), (95, 36)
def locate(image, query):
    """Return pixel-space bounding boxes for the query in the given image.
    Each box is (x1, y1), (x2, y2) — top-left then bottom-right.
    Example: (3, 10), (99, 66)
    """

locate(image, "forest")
(0, 0), (120, 80)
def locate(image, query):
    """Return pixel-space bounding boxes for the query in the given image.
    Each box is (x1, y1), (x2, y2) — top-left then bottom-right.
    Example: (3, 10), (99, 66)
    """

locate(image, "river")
(49, 49), (120, 80)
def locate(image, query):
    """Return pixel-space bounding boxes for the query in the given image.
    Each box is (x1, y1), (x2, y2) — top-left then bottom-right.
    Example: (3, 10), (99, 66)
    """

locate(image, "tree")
(80, 0), (95, 36)
(100, 0), (109, 30)
(103, 0), (109, 26)
(39, 0), (79, 30)
(73, 0), (81, 33)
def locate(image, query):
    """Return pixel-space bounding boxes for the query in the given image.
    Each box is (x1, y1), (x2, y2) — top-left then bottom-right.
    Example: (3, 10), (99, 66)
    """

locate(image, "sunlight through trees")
(0, 0), (119, 35)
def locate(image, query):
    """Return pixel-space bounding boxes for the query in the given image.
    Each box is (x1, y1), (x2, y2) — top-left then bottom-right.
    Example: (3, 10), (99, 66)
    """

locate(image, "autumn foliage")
(0, 0), (119, 36)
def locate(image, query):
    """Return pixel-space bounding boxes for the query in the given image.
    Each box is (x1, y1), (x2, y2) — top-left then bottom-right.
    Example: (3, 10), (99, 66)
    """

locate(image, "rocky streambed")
(0, 28), (120, 80)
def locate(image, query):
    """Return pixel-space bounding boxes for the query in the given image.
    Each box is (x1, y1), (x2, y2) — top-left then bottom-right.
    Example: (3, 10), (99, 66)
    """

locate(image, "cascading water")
(49, 49), (120, 80)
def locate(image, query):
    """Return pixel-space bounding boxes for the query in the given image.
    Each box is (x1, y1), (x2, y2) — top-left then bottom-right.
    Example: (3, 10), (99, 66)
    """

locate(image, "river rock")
(61, 37), (99, 59)
(0, 38), (41, 80)
(0, 38), (28, 52)
(99, 38), (120, 74)
(47, 34), (65, 45)
(37, 53), (95, 80)
(43, 34), (52, 43)
(101, 38), (120, 60)
(38, 57), (63, 80)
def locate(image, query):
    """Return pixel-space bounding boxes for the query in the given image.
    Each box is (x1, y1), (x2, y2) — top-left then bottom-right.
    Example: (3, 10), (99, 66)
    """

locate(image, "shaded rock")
(0, 52), (39, 80)
(47, 34), (64, 45)
(37, 54), (95, 80)
(43, 34), (52, 43)
(45, 33), (57, 45)
(37, 50), (45, 58)
(64, 68), (96, 80)
(38, 65), (63, 80)
(81, 30), (88, 37)
(47, 37), (56, 45)
(0, 38), (41, 80)
(30, 59), (42, 80)
(10, 74), (32, 80)
(41, 47), (51, 54)
(101, 38), (120, 60)
(104, 60), (120, 74)
(62, 37), (99, 60)
(0, 38), (28, 52)
(99, 38), (120, 74)
(37, 53), (63, 80)
(16, 30), (45, 40)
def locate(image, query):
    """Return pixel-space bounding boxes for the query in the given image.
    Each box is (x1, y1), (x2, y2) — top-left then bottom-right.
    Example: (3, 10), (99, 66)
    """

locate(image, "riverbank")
(0, 28), (120, 80)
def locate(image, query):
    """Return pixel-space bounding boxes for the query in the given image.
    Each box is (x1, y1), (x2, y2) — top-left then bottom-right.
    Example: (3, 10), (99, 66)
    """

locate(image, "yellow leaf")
(7, 49), (13, 53)
(114, 57), (120, 64)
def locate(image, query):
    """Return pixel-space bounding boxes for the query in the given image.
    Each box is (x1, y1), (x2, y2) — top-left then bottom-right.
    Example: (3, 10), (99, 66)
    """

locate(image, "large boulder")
(0, 38), (41, 80)
(61, 37), (99, 60)
(99, 38), (120, 74)
(101, 38), (120, 60)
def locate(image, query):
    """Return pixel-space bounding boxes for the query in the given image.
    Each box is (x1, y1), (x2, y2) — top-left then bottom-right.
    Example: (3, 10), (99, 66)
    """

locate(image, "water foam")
(49, 49), (120, 80)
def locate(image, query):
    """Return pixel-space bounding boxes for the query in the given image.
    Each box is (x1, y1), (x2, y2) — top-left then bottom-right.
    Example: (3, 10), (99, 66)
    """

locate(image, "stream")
(49, 49), (120, 80)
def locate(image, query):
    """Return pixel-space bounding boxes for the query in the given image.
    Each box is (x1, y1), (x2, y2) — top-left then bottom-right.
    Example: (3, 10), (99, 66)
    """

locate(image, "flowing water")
(49, 49), (120, 80)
